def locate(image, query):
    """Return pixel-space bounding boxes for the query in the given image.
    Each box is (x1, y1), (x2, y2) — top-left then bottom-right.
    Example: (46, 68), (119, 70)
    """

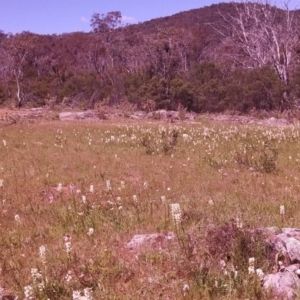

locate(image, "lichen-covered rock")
(286, 238), (300, 263)
(266, 229), (300, 264)
(126, 232), (175, 253)
(263, 264), (300, 300)
(59, 111), (98, 121)
(266, 233), (288, 254)
(263, 228), (300, 298)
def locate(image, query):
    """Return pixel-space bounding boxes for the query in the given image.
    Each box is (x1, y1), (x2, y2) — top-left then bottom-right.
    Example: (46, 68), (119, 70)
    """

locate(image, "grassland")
(0, 118), (300, 299)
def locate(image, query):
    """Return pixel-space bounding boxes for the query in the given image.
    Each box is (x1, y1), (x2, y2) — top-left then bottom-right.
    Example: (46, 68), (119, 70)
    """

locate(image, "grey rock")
(130, 111), (147, 119)
(262, 228), (300, 298)
(282, 228), (300, 238)
(126, 232), (175, 251)
(263, 264), (300, 300)
(59, 111), (98, 121)
(286, 238), (300, 263)
(267, 230), (300, 263)
(266, 233), (288, 254)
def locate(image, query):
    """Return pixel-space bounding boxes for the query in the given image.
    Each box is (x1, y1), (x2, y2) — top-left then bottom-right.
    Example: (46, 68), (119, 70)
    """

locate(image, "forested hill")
(126, 3), (231, 34)
(0, 1), (300, 113)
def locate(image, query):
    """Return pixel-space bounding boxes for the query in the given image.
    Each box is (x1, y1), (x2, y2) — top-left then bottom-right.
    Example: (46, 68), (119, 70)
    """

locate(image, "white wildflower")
(84, 287), (93, 299)
(249, 257), (255, 265)
(0, 179), (3, 187)
(57, 183), (63, 192)
(69, 183), (75, 193)
(89, 184), (94, 193)
(49, 193), (54, 203)
(256, 268), (264, 280)
(65, 241), (72, 253)
(82, 195), (87, 204)
(133, 195), (138, 202)
(72, 288), (94, 300)
(106, 180), (111, 191)
(14, 214), (21, 224)
(87, 228), (94, 236)
(220, 259), (226, 271)
(208, 199), (214, 205)
(39, 245), (46, 265)
(143, 181), (148, 189)
(65, 270), (72, 283)
(2, 140), (6, 147)
(120, 181), (125, 189)
(161, 195), (166, 202)
(280, 205), (285, 215)
(278, 260), (285, 271)
(24, 285), (34, 300)
(31, 268), (42, 283)
(170, 203), (182, 226)
(116, 196), (121, 202)
(64, 234), (72, 254)
(72, 290), (81, 300)
(248, 257), (255, 274)
(183, 283), (190, 292)
(236, 217), (243, 229)
(37, 282), (45, 292)
(182, 134), (190, 142)
(219, 259), (228, 275)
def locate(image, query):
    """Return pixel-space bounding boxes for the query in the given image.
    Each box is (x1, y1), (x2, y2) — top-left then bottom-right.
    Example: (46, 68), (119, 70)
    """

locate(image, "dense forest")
(1, 1), (300, 113)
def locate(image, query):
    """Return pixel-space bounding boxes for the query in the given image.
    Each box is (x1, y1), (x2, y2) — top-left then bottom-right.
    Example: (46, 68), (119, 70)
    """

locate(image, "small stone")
(126, 232), (175, 253)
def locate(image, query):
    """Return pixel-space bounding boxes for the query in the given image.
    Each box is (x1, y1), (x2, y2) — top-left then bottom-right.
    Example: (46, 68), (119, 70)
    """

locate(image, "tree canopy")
(0, 1), (299, 112)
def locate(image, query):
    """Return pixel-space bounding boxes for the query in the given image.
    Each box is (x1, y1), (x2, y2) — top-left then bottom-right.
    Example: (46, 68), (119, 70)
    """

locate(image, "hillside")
(126, 3), (233, 33)
(0, 2), (299, 113)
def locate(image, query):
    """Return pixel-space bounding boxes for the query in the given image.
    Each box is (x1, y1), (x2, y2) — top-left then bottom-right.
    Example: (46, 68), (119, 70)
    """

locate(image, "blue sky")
(0, 0), (299, 35)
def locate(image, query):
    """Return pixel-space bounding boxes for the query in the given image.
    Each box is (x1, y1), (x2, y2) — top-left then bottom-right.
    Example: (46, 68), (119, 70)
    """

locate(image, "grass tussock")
(0, 119), (300, 299)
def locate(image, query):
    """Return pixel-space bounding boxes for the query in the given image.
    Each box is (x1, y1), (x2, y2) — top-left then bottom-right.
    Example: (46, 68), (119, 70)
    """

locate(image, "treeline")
(0, 2), (300, 112)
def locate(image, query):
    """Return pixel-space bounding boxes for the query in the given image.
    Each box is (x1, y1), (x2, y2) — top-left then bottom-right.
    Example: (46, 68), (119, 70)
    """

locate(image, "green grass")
(0, 119), (300, 299)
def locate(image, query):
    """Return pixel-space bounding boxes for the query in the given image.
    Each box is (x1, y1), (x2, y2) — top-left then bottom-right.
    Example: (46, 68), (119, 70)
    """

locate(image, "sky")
(0, 0), (299, 35)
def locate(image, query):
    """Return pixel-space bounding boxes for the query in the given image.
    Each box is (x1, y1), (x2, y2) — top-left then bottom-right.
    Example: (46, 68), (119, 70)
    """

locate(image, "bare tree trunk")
(213, 0), (299, 109)
(14, 69), (24, 107)
(16, 76), (22, 107)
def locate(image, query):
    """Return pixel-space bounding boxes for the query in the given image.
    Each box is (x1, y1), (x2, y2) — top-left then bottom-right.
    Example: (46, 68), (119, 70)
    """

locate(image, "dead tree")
(214, 0), (300, 109)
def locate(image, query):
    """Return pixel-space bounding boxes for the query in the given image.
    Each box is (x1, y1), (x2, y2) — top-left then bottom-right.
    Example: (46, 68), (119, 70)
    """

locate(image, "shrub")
(140, 127), (179, 155)
(235, 138), (278, 173)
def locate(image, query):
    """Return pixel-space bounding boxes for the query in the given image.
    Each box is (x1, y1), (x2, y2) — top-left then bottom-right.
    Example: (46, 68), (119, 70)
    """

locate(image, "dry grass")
(0, 119), (300, 299)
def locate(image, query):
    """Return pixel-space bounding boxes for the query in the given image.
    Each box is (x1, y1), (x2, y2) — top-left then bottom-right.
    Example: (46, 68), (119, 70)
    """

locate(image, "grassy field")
(1, 118), (300, 299)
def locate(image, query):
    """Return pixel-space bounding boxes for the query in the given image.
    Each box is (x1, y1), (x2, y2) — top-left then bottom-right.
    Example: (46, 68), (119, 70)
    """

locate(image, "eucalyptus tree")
(0, 31), (40, 107)
(214, 0), (300, 109)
